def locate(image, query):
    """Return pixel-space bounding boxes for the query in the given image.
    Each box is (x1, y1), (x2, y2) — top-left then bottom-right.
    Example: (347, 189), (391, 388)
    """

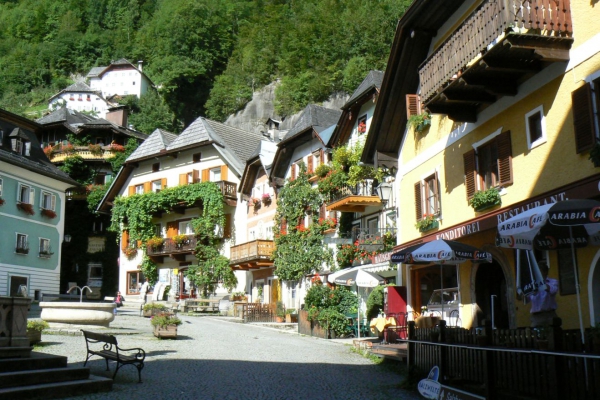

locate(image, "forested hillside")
(0, 0), (410, 130)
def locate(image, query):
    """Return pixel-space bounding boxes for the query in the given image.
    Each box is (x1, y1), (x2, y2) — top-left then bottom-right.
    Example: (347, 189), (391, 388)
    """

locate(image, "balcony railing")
(50, 145), (123, 163)
(229, 239), (274, 265)
(419, 0), (573, 104)
(146, 235), (197, 260)
(215, 180), (237, 200)
(325, 179), (382, 212)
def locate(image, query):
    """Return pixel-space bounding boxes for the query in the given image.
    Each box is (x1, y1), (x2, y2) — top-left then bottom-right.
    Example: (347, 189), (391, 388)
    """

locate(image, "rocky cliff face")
(224, 81), (349, 140)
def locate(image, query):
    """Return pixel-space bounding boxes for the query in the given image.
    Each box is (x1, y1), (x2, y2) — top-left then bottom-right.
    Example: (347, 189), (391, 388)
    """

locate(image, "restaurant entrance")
(474, 260), (509, 329)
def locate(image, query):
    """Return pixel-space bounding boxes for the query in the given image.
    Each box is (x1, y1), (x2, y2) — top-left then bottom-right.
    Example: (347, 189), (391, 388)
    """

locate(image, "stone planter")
(27, 329), (42, 345)
(40, 302), (115, 327)
(153, 324), (177, 339)
(0, 296), (32, 351)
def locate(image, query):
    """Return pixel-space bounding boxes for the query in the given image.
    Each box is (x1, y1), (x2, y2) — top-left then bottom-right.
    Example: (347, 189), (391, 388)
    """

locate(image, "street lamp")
(376, 182), (393, 204)
(64, 234), (72, 244)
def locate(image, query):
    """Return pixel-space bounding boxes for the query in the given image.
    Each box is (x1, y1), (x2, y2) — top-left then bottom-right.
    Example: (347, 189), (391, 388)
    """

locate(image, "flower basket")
(415, 214), (438, 232)
(357, 121), (367, 134)
(109, 143), (125, 153)
(147, 236), (164, 250)
(172, 234), (189, 248)
(41, 209), (57, 219)
(17, 202), (35, 216)
(123, 246), (138, 260)
(88, 144), (103, 157)
(43, 145), (55, 160)
(261, 193), (271, 204)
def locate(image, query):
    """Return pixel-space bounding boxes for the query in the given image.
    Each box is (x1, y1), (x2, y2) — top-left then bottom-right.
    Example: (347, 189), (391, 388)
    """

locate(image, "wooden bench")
(184, 299), (220, 313)
(81, 330), (146, 383)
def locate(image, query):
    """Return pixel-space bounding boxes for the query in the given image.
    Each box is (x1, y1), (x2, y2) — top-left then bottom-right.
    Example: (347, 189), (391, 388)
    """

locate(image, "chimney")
(105, 107), (128, 127)
(137, 60), (143, 72)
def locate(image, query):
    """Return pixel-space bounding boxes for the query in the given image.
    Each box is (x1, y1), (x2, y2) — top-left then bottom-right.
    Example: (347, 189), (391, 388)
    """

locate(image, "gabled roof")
(362, 0), (468, 164)
(270, 105), (341, 186)
(48, 82), (101, 103)
(86, 58), (155, 86)
(239, 140), (278, 196)
(280, 105), (342, 145)
(126, 129), (178, 160)
(343, 70), (384, 109)
(126, 116), (262, 178)
(78, 118), (148, 140)
(0, 109), (78, 186)
(37, 108), (97, 133)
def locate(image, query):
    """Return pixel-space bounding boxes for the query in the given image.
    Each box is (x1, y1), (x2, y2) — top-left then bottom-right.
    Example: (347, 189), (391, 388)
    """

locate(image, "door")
(475, 260), (509, 328)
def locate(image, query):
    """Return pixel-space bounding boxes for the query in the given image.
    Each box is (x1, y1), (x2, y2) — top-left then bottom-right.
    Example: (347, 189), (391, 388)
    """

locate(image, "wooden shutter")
(192, 169), (199, 183)
(414, 181), (423, 221)
(224, 214), (232, 239)
(179, 173), (187, 186)
(202, 169), (210, 182)
(463, 149), (477, 200)
(128, 185), (135, 196)
(161, 178), (167, 189)
(220, 165), (228, 181)
(406, 94), (422, 119)
(291, 164), (296, 180)
(121, 230), (129, 251)
(166, 222), (178, 238)
(497, 131), (513, 186)
(571, 83), (596, 153)
(320, 149), (324, 164)
(281, 219), (287, 235)
(319, 204), (326, 220)
(143, 182), (151, 193)
(307, 155), (314, 174)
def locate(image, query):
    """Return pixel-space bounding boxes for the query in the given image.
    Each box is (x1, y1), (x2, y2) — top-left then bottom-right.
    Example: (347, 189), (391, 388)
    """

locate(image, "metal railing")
(419, 0), (573, 102)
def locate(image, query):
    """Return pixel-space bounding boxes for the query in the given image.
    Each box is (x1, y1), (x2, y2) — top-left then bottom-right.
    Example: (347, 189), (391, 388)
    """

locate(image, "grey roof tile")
(281, 105), (342, 143)
(344, 70), (384, 107)
(127, 129), (178, 161)
(86, 66), (106, 78)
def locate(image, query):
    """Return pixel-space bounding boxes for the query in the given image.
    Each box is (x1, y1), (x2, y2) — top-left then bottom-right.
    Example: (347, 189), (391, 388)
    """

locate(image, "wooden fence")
(242, 303), (276, 323)
(404, 320), (600, 399)
(298, 310), (328, 339)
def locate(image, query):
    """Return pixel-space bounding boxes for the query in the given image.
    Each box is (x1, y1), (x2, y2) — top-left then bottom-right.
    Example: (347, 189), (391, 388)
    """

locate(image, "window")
(193, 153), (201, 163)
(210, 167), (221, 182)
(152, 180), (162, 193)
(571, 78), (600, 153)
(39, 238), (52, 257)
(89, 264), (103, 279)
(415, 172), (440, 221)
(127, 271), (146, 295)
(265, 225), (274, 240)
(18, 183), (34, 204)
(152, 162), (160, 172)
(154, 224), (162, 237)
(16, 233), (28, 254)
(11, 138), (29, 155)
(78, 94), (83, 101)
(135, 184), (144, 195)
(463, 130), (513, 199)
(357, 115), (367, 135)
(86, 94), (91, 101)
(525, 106), (546, 149)
(9, 276), (28, 297)
(0, 177), (3, 196)
(40, 191), (56, 211)
(179, 220), (193, 235)
(92, 220), (104, 233)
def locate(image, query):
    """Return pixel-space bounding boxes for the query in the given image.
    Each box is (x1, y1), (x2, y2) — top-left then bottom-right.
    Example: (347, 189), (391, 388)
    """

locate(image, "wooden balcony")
(419, 0), (573, 122)
(215, 180), (238, 206)
(325, 180), (382, 212)
(50, 146), (122, 163)
(229, 239), (274, 270)
(146, 235), (197, 262)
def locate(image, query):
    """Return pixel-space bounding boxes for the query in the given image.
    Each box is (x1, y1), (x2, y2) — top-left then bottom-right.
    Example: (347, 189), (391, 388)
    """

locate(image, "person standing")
(140, 281), (149, 305)
(526, 261), (559, 327)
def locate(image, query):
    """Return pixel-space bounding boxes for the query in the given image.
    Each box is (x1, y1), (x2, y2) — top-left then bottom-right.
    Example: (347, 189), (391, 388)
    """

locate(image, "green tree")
(127, 90), (179, 134)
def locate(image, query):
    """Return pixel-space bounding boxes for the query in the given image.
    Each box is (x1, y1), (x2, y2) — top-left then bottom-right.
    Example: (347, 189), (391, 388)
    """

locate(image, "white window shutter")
(51, 194), (56, 211)
(29, 188), (35, 205)
(17, 184), (22, 202)
(25, 141), (31, 156)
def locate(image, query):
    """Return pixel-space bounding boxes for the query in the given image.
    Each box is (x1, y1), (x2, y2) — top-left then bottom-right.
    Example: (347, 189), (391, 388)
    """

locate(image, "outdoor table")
(369, 316), (397, 336)
(416, 315), (440, 328)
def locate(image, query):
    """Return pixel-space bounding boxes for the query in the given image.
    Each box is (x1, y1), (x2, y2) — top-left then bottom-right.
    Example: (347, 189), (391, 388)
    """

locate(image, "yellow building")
(364, 0), (600, 331)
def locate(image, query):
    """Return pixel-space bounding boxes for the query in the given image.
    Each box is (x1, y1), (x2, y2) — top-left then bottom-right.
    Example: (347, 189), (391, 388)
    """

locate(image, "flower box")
(17, 202), (35, 216)
(153, 324), (178, 339)
(418, 219), (439, 232)
(41, 209), (57, 219)
(16, 247), (29, 254)
(474, 199), (501, 212)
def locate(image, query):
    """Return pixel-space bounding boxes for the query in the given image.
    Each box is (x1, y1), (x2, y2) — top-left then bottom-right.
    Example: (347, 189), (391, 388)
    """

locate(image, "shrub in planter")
(147, 236), (164, 249)
(468, 188), (501, 211)
(407, 112), (431, 133)
(27, 320), (49, 345)
(88, 143), (103, 156)
(41, 209), (57, 219)
(315, 164), (331, 178)
(17, 202), (35, 215)
(150, 312), (182, 328)
(317, 307), (350, 338)
(143, 303), (167, 317)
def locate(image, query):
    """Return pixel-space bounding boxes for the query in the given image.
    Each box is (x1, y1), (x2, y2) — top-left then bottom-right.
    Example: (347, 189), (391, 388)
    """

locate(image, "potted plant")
(172, 234), (189, 248)
(62, 143), (75, 154)
(143, 302), (168, 317)
(41, 209), (57, 219)
(43, 145), (55, 160)
(468, 187), (501, 211)
(88, 143), (103, 157)
(151, 312), (182, 339)
(275, 301), (285, 323)
(27, 320), (49, 345)
(110, 143), (125, 153)
(261, 193), (271, 204)
(589, 142), (600, 167)
(231, 291), (247, 301)
(415, 214), (438, 232)
(17, 202), (35, 215)
(285, 308), (298, 323)
(407, 111), (431, 133)
(318, 216), (338, 233)
(357, 120), (367, 134)
(147, 236), (164, 250)
(123, 245), (138, 260)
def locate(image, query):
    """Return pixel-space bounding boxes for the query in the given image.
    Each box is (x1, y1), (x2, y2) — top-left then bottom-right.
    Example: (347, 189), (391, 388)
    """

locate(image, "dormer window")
(11, 138), (30, 156)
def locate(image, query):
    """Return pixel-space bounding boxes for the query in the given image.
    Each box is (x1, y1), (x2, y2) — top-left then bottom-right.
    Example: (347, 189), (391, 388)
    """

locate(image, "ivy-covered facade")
(98, 117), (262, 300)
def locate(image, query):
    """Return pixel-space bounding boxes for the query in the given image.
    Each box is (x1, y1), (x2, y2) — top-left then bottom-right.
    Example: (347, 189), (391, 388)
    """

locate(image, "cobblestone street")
(31, 304), (421, 400)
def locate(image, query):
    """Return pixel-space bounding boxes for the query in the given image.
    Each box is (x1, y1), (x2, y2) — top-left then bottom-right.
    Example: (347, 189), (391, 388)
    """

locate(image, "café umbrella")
(332, 268), (385, 338)
(496, 199), (600, 343)
(391, 239), (492, 316)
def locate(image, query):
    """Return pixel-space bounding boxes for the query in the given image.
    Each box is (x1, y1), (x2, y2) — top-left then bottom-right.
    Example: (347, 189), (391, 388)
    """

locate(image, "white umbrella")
(496, 199), (600, 344)
(333, 268), (385, 338)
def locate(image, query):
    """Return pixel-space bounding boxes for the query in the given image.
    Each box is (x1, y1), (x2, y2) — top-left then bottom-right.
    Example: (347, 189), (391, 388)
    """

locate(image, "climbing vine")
(109, 182), (237, 290)
(273, 163), (333, 281)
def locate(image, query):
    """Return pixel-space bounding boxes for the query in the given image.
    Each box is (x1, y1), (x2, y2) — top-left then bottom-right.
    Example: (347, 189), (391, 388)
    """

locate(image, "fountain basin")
(40, 302), (115, 327)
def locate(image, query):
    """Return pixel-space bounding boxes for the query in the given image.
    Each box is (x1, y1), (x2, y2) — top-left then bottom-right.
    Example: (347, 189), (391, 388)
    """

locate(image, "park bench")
(81, 330), (146, 383)
(183, 298), (221, 313)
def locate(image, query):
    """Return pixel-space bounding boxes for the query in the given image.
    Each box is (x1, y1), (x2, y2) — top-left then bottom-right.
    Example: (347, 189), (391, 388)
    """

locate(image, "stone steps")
(0, 352), (112, 399)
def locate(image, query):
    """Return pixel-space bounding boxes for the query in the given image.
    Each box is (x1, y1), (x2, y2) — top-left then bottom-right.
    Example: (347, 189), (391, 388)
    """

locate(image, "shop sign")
(87, 237), (106, 253)
(438, 385), (485, 400)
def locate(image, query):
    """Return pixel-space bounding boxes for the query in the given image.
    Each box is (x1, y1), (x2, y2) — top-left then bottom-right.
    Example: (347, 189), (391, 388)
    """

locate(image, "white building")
(47, 82), (116, 119)
(87, 59), (153, 99)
